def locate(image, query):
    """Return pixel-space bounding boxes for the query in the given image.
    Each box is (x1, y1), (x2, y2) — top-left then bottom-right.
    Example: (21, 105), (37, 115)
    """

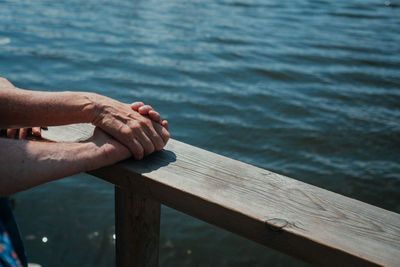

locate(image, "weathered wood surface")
(42, 124), (400, 267)
(115, 187), (160, 267)
(41, 123), (94, 142)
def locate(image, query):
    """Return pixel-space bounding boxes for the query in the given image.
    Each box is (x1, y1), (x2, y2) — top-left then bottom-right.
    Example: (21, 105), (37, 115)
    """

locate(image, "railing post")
(115, 186), (160, 267)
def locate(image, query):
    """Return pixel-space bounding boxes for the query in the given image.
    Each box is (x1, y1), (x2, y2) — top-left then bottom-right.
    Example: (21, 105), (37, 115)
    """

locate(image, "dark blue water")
(1, 0), (399, 266)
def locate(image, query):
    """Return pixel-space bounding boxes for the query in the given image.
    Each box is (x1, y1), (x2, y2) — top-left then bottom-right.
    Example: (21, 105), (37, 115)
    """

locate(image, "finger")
(138, 119), (165, 151)
(148, 110), (162, 123)
(91, 127), (134, 160)
(162, 120), (168, 131)
(148, 126), (165, 151)
(131, 102), (144, 111)
(19, 128), (29, 139)
(32, 127), (41, 136)
(112, 124), (145, 160)
(152, 121), (170, 144)
(7, 129), (17, 139)
(134, 129), (156, 156)
(131, 138), (145, 160)
(138, 105), (153, 115)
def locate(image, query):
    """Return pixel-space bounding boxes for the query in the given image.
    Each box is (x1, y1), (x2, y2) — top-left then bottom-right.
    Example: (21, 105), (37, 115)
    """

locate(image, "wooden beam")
(42, 124), (400, 267)
(115, 187), (160, 267)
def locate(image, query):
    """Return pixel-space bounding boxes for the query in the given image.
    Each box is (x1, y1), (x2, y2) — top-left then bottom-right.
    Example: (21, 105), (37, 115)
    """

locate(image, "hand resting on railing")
(0, 76), (170, 196)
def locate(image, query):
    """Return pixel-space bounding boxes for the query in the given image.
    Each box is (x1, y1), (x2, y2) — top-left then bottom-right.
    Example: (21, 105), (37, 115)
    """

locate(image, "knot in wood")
(265, 218), (288, 232)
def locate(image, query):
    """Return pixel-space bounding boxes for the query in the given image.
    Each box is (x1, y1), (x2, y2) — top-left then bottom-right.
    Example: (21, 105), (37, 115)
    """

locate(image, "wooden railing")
(42, 124), (400, 267)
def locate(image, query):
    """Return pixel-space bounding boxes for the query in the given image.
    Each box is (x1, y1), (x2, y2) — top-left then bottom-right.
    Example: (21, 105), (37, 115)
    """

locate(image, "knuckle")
(120, 125), (132, 136)
(139, 119), (150, 127)
(133, 123), (141, 130)
(127, 119), (140, 129)
(130, 124), (141, 133)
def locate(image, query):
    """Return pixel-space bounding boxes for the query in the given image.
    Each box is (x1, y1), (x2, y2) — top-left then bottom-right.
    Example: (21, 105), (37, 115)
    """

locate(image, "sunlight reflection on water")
(2, 0), (399, 265)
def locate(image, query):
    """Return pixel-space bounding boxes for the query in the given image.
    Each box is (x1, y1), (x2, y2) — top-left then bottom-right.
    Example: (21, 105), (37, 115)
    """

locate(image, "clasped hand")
(6, 100), (170, 160)
(91, 98), (170, 160)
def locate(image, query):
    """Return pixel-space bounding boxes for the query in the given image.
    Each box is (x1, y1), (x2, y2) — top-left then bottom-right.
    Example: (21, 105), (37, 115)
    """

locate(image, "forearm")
(0, 82), (96, 128)
(0, 77), (170, 160)
(0, 137), (119, 196)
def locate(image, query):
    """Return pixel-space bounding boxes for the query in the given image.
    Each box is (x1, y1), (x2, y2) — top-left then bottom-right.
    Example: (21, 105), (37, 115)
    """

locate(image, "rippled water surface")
(1, 0), (399, 266)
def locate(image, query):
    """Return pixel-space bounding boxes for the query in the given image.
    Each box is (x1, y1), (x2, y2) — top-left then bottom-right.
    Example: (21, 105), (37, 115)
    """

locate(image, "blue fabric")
(0, 198), (27, 267)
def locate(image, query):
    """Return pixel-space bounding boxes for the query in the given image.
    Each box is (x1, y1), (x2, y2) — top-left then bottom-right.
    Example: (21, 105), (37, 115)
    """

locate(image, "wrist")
(82, 92), (102, 124)
(78, 141), (111, 171)
(82, 135), (130, 171)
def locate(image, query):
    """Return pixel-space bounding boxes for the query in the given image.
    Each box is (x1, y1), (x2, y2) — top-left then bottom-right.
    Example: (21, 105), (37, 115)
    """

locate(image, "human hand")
(87, 127), (131, 165)
(6, 127), (42, 139)
(90, 95), (170, 160)
(131, 102), (169, 130)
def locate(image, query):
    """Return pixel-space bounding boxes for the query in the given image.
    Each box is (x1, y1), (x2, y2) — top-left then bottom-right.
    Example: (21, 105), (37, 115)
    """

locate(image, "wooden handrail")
(42, 124), (400, 267)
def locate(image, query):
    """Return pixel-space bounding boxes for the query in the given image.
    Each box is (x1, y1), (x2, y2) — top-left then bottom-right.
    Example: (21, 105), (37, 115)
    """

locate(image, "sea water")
(0, 0), (399, 265)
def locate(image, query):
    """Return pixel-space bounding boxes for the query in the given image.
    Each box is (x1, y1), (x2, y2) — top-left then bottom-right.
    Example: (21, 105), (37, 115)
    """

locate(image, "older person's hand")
(5, 127), (42, 139)
(131, 101), (169, 130)
(89, 95), (170, 160)
(0, 77), (170, 160)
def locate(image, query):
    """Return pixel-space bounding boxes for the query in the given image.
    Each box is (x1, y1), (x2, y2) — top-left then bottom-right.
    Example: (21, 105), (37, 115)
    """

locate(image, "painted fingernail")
(32, 127), (41, 136)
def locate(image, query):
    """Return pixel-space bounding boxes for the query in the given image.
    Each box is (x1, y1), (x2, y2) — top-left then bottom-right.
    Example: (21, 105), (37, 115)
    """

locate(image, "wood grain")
(115, 187), (160, 267)
(43, 124), (400, 267)
(41, 123), (95, 142)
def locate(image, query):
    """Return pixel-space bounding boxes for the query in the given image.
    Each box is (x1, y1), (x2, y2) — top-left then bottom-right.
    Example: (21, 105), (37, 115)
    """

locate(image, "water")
(1, 0), (399, 265)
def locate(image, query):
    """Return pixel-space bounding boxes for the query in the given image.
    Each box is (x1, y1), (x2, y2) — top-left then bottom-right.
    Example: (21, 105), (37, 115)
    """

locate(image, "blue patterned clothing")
(0, 198), (27, 267)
